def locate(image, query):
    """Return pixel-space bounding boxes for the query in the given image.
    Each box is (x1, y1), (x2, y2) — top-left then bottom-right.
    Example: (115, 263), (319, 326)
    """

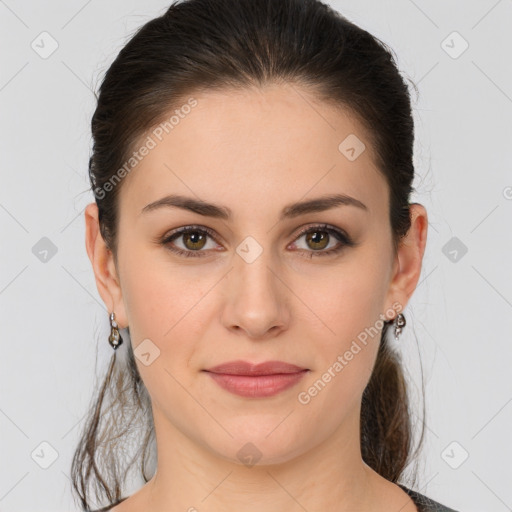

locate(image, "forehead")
(119, 83), (388, 221)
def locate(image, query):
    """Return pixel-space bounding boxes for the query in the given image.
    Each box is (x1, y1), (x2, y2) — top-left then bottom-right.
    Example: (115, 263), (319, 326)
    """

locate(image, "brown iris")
(183, 231), (207, 251)
(306, 230), (329, 250)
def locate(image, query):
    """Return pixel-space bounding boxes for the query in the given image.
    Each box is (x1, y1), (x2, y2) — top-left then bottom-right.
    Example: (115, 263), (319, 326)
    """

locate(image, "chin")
(205, 424), (310, 468)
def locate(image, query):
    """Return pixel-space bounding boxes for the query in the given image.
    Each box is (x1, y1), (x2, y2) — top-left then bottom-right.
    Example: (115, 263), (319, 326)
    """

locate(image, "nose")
(221, 246), (290, 340)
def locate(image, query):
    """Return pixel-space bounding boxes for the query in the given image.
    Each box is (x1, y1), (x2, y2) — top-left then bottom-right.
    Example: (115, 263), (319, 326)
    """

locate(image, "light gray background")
(1, 1), (511, 511)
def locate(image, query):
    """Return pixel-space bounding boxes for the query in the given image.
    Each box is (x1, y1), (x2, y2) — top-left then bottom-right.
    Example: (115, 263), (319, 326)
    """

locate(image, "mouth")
(202, 360), (310, 398)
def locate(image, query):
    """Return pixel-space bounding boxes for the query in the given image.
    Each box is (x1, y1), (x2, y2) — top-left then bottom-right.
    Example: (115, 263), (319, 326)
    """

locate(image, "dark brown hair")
(71, 0), (426, 509)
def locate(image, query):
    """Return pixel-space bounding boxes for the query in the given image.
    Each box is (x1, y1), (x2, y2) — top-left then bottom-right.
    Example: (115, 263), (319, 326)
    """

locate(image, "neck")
(142, 406), (379, 512)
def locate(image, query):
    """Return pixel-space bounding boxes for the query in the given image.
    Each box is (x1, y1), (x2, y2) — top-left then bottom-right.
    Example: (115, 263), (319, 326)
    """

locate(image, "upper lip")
(204, 360), (308, 376)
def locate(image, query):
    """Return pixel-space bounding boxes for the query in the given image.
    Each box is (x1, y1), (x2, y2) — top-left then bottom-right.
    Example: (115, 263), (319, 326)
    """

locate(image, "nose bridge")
(234, 234), (279, 301)
(223, 233), (289, 337)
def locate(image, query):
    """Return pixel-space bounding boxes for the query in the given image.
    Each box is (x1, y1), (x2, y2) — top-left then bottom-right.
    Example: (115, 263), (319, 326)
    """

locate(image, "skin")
(85, 82), (427, 512)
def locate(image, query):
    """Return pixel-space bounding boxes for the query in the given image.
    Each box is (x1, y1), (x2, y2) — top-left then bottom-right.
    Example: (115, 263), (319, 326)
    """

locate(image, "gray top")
(398, 484), (460, 511)
(95, 485), (460, 512)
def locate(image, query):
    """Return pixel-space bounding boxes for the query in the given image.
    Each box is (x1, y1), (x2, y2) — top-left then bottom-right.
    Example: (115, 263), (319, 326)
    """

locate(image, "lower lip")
(205, 370), (309, 398)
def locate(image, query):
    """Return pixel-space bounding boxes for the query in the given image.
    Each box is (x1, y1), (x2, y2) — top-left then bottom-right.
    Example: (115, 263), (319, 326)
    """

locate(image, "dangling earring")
(394, 312), (406, 340)
(108, 312), (123, 350)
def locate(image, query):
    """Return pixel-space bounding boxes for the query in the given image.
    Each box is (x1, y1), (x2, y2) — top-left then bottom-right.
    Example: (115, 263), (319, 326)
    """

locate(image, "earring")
(108, 312), (123, 350)
(394, 312), (406, 340)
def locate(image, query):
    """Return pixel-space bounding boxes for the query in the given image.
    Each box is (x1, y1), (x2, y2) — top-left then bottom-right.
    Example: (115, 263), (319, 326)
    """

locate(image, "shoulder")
(398, 484), (460, 512)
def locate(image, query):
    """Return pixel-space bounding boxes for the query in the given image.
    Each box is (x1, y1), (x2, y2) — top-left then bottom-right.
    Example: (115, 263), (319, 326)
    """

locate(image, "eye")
(289, 224), (355, 258)
(160, 223), (355, 258)
(160, 225), (220, 258)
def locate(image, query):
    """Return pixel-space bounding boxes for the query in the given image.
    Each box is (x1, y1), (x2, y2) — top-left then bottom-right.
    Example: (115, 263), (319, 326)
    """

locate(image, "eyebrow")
(140, 193), (368, 220)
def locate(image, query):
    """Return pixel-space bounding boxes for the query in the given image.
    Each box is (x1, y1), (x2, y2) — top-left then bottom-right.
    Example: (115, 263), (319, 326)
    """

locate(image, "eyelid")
(161, 224), (223, 250)
(288, 223), (355, 253)
(160, 222), (355, 257)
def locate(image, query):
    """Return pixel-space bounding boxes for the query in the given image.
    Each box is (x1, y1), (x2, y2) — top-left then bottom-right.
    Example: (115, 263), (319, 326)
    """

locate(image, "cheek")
(302, 253), (389, 346)
(121, 266), (171, 340)
(120, 243), (193, 337)
(118, 253), (205, 411)
(119, 247), (212, 372)
(295, 247), (391, 404)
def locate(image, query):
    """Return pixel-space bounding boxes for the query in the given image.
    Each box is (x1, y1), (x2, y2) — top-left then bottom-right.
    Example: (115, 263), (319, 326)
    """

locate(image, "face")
(87, 83), (424, 467)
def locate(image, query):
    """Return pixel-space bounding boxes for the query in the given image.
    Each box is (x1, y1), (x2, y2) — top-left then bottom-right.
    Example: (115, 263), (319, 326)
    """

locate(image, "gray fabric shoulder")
(398, 483), (460, 512)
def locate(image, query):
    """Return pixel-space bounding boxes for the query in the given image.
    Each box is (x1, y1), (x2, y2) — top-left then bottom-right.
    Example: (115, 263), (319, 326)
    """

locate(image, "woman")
(71, 0), (459, 510)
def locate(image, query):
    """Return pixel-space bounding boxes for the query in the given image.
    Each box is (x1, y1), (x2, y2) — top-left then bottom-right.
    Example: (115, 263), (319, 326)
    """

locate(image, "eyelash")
(160, 223), (355, 259)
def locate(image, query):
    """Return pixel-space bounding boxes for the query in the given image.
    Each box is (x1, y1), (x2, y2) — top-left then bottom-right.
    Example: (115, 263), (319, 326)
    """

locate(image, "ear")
(85, 202), (128, 328)
(385, 203), (428, 316)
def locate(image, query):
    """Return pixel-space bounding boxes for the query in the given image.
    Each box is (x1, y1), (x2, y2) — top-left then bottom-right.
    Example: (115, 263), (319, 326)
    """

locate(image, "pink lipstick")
(203, 360), (309, 398)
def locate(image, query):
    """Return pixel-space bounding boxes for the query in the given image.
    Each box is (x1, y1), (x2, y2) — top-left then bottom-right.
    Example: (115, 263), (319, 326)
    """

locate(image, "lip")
(205, 360), (308, 375)
(203, 360), (309, 398)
